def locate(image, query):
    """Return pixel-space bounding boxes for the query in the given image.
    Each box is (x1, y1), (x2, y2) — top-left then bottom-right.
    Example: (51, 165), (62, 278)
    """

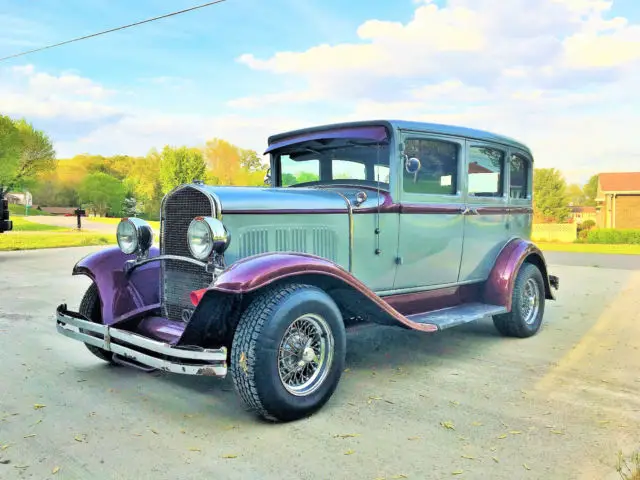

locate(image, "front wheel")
(493, 263), (546, 338)
(230, 283), (346, 422)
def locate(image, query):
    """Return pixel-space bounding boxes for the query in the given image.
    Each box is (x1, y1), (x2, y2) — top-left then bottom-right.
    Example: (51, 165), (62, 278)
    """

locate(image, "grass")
(0, 231), (116, 251)
(10, 217), (68, 232)
(617, 451), (640, 479)
(89, 216), (160, 230)
(8, 203), (51, 216)
(536, 242), (640, 255)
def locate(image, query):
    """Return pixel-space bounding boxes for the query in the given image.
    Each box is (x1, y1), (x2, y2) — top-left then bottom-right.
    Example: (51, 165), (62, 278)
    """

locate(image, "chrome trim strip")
(126, 254), (208, 273)
(56, 307), (228, 376)
(332, 191), (354, 272)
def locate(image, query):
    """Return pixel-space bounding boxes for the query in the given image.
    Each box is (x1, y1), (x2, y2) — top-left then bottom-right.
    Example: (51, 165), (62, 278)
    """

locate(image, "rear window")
(509, 154), (529, 199)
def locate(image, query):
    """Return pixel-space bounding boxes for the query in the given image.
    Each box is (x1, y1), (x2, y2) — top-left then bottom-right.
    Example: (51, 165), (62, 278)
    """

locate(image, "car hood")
(200, 186), (350, 214)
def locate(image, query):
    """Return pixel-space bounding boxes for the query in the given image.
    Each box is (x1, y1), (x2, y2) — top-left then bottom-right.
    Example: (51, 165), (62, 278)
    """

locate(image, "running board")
(406, 302), (507, 331)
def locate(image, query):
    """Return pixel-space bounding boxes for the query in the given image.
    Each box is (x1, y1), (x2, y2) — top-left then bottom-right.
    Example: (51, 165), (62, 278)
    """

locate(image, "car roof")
(268, 119), (533, 157)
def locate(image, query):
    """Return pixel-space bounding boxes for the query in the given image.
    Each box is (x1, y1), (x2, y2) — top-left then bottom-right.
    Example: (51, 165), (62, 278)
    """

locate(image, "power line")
(0, 0), (227, 62)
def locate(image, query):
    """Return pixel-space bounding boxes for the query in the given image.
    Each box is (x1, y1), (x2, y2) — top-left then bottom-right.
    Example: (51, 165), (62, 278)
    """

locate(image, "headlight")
(116, 218), (153, 256)
(187, 217), (230, 260)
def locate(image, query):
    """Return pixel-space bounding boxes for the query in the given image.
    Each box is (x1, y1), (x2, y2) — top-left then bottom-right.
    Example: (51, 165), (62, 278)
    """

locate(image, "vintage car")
(56, 120), (559, 422)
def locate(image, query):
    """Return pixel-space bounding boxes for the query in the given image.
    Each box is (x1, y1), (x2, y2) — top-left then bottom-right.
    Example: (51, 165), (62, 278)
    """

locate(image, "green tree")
(3, 118), (55, 191)
(0, 115), (22, 193)
(583, 174), (599, 206)
(159, 145), (206, 194)
(239, 148), (266, 172)
(78, 172), (126, 217)
(533, 168), (571, 223)
(567, 183), (586, 205)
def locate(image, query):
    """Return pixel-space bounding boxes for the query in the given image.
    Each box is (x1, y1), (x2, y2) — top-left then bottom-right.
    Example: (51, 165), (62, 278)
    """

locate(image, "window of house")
(509, 154), (529, 199)
(402, 138), (459, 195)
(468, 146), (505, 197)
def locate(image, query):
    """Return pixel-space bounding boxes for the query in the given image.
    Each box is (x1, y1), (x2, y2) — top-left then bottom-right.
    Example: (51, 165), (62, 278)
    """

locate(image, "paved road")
(1, 247), (638, 479)
(544, 251), (640, 270)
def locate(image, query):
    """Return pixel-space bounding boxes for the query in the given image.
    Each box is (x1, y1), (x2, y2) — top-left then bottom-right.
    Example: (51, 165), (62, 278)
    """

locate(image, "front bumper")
(55, 304), (227, 377)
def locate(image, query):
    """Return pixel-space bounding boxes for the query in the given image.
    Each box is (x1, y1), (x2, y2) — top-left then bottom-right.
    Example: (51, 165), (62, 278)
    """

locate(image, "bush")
(586, 229), (640, 245)
(579, 219), (596, 231)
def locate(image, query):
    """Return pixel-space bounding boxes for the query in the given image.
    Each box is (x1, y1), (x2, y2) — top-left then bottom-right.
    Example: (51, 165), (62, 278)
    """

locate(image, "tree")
(583, 174), (599, 206)
(567, 183), (586, 205)
(158, 145), (206, 195)
(203, 138), (267, 186)
(0, 115), (22, 193)
(533, 168), (571, 223)
(1, 118), (55, 191)
(77, 172), (127, 217)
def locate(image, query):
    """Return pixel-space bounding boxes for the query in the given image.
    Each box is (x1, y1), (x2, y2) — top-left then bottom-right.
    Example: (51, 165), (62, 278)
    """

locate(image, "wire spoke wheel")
(520, 277), (540, 325)
(277, 314), (334, 397)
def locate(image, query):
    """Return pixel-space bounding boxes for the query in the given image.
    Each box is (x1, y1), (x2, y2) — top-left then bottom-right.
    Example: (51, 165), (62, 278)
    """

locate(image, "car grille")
(160, 186), (215, 322)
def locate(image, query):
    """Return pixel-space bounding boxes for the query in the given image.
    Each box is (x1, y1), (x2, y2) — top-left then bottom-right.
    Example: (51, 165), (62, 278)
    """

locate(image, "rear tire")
(79, 282), (115, 363)
(230, 283), (346, 422)
(493, 263), (546, 338)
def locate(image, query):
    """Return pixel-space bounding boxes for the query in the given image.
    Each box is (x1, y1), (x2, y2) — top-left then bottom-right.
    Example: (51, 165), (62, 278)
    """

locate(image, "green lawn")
(10, 217), (68, 232)
(537, 242), (640, 255)
(89, 216), (160, 230)
(8, 203), (52, 216)
(0, 231), (116, 251)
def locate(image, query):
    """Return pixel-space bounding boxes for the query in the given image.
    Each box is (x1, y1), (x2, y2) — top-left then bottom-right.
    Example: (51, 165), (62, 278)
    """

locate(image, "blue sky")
(1, 0), (639, 183)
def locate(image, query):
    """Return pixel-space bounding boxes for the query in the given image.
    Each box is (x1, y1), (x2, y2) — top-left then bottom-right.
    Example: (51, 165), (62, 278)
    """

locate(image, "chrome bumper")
(55, 304), (227, 377)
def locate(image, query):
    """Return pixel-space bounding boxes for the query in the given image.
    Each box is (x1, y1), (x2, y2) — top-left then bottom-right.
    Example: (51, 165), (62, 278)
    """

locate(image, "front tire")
(493, 263), (546, 338)
(230, 283), (346, 422)
(79, 282), (115, 363)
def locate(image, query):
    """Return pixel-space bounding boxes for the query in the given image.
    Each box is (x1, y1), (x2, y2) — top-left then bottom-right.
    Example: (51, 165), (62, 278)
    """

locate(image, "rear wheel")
(493, 263), (545, 338)
(230, 283), (346, 422)
(79, 282), (115, 363)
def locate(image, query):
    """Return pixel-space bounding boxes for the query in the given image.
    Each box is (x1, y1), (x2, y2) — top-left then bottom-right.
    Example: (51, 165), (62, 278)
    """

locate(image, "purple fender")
(73, 246), (161, 325)
(208, 252), (439, 332)
(483, 238), (557, 310)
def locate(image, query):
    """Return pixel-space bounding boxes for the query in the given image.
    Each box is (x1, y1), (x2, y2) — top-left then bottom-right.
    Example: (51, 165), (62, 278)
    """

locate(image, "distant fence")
(531, 223), (577, 243)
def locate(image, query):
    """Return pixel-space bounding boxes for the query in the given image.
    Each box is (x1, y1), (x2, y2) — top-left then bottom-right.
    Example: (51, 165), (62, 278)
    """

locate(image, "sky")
(1, 0), (639, 184)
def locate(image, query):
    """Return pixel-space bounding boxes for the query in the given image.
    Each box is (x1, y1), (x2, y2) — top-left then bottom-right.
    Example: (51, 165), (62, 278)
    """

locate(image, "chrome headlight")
(116, 218), (153, 256)
(187, 217), (230, 260)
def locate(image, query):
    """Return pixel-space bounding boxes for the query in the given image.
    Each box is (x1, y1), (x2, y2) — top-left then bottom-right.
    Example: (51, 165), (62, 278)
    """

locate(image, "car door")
(392, 132), (465, 291)
(457, 141), (511, 283)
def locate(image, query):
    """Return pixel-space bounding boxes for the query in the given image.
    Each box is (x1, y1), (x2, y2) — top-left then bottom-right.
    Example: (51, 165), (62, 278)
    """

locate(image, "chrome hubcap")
(521, 278), (540, 325)
(277, 314), (334, 397)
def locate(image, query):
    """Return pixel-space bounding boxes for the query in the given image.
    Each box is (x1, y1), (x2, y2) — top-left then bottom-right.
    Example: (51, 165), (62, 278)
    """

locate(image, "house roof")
(599, 172), (640, 192)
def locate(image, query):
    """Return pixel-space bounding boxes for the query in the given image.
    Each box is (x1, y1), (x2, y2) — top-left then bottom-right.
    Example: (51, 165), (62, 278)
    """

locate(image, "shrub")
(579, 219), (596, 231)
(586, 229), (640, 245)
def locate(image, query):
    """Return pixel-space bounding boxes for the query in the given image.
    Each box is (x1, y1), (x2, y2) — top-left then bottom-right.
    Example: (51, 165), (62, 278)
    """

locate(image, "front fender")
(484, 238), (556, 310)
(73, 246), (161, 325)
(202, 252), (439, 333)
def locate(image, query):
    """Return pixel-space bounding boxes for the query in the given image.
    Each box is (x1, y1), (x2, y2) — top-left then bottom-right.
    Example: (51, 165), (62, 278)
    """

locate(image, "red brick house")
(596, 172), (640, 229)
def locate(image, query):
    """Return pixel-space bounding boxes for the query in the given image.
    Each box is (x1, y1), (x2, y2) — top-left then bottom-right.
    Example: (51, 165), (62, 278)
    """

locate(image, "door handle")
(461, 207), (478, 215)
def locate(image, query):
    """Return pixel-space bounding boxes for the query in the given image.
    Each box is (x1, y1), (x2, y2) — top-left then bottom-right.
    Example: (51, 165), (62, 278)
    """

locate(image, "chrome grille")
(160, 186), (214, 322)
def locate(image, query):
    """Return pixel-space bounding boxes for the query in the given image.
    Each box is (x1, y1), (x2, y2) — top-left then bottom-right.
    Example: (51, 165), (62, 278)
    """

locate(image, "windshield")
(275, 141), (390, 189)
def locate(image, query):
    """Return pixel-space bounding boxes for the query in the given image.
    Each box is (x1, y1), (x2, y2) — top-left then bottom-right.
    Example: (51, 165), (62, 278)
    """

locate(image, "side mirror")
(405, 156), (421, 174)
(264, 168), (272, 186)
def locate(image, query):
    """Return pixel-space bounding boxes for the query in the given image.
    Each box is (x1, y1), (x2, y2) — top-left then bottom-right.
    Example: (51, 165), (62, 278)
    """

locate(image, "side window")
(509, 154), (529, 199)
(403, 138), (459, 195)
(468, 146), (505, 197)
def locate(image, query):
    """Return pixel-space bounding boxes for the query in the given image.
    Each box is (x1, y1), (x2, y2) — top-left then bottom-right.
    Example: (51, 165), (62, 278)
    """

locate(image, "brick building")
(596, 172), (640, 229)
